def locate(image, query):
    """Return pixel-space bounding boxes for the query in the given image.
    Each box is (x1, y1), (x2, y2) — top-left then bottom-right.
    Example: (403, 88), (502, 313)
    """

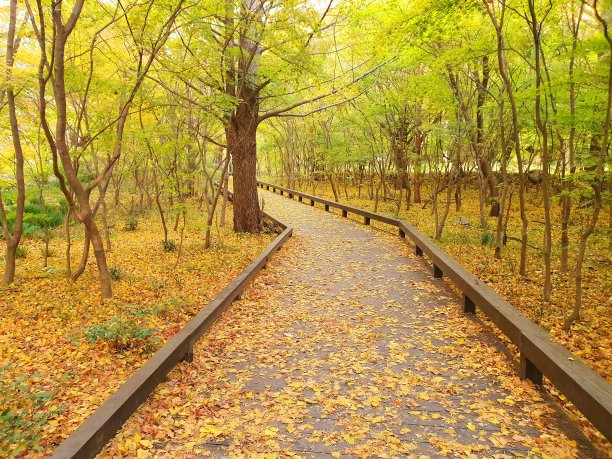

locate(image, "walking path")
(102, 189), (597, 458)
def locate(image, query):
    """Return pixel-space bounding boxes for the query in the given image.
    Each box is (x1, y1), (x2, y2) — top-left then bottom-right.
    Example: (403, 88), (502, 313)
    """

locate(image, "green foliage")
(2, 196), (66, 239)
(481, 232), (495, 247)
(124, 217), (138, 231)
(125, 302), (171, 319)
(0, 367), (62, 456)
(162, 239), (177, 252)
(109, 267), (124, 281)
(22, 202), (64, 237)
(15, 246), (28, 259)
(83, 316), (156, 352)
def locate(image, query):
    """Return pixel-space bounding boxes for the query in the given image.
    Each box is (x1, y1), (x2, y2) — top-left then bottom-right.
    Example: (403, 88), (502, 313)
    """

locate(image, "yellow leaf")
(342, 433), (356, 444)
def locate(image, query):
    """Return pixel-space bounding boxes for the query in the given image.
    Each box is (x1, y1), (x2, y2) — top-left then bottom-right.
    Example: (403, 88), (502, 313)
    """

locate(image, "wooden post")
(415, 246), (423, 256)
(463, 295), (476, 314)
(266, 185), (270, 190)
(325, 204), (330, 211)
(433, 264), (443, 278)
(280, 190), (284, 196)
(288, 193), (293, 199)
(298, 196), (302, 202)
(399, 228), (405, 238)
(342, 210), (348, 217)
(520, 354), (543, 385)
(310, 199), (315, 206)
(183, 345), (193, 363)
(364, 216), (370, 225)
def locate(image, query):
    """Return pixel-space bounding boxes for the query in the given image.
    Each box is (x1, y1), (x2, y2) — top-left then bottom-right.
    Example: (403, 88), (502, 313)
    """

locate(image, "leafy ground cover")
(0, 204), (273, 457)
(274, 180), (611, 380)
(263, 180), (611, 448)
(101, 189), (608, 458)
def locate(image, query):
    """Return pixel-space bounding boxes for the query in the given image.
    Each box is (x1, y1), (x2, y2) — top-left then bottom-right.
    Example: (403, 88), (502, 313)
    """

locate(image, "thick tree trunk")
(228, 108), (260, 233)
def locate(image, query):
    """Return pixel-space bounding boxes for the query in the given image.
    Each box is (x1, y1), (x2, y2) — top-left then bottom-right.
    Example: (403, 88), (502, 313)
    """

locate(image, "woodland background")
(0, 0), (610, 455)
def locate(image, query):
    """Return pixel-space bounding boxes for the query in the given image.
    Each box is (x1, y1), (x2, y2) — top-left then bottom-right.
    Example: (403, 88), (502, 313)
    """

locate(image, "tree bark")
(228, 104), (260, 232)
(1, 0), (26, 285)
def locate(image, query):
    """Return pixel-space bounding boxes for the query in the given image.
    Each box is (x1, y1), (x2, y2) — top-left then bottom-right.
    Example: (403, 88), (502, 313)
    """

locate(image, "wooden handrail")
(258, 180), (612, 441)
(51, 210), (292, 458)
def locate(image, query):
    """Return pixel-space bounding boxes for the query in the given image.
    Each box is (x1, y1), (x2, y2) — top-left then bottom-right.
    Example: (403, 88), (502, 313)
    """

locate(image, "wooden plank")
(50, 213), (293, 459)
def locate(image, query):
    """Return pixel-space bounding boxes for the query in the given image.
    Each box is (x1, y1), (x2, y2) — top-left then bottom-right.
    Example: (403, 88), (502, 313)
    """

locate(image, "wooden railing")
(258, 180), (612, 442)
(51, 210), (292, 458)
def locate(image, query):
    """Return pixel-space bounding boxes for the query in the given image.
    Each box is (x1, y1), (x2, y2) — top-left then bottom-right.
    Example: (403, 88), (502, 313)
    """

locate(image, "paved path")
(102, 189), (597, 458)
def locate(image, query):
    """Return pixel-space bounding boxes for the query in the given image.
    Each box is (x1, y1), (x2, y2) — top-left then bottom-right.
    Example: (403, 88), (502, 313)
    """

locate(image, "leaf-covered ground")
(0, 204), (273, 456)
(277, 182), (611, 378)
(102, 190), (605, 458)
(261, 182), (612, 452)
(260, 182), (612, 451)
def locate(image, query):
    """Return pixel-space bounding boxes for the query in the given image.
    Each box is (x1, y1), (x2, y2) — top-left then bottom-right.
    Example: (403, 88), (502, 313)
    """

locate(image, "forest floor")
(0, 202), (273, 457)
(102, 188), (605, 458)
(262, 178), (611, 446)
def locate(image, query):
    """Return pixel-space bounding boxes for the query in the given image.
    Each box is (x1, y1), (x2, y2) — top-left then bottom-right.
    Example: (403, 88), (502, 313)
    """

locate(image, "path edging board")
(50, 210), (292, 459)
(258, 180), (612, 442)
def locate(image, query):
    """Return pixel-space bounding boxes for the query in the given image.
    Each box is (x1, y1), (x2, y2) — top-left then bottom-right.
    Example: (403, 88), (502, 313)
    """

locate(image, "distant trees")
(258, 0), (611, 329)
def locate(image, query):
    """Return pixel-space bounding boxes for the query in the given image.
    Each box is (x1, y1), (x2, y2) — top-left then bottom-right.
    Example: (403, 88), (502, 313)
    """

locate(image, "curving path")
(102, 189), (598, 458)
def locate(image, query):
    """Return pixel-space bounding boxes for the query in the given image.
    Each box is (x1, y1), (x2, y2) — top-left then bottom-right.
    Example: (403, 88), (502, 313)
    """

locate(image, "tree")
(28, 0), (184, 298)
(0, 0), (26, 285)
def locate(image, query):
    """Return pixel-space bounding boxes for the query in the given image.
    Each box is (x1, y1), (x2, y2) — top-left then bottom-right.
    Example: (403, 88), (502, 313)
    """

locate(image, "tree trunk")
(84, 215), (112, 298)
(3, 242), (18, 285)
(72, 230), (90, 281)
(228, 106), (260, 233)
(1, 0), (26, 285)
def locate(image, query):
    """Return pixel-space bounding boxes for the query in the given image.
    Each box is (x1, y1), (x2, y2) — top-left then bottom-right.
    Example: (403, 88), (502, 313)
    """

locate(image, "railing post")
(415, 246), (423, 256)
(433, 264), (443, 278)
(280, 190), (284, 196)
(399, 228), (405, 238)
(520, 354), (543, 385)
(364, 216), (370, 225)
(310, 199), (315, 206)
(183, 345), (193, 363)
(463, 294), (476, 314)
(288, 193), (293, 199)
(266, 185), (270, 190)
(325, 204), (330, 211)
(342, 210), (348, 218)
(298, 196), (303, 202)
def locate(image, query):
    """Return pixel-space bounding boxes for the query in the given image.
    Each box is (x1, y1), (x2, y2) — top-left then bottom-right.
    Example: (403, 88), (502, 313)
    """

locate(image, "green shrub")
(124, 217), (138, 231)
(15, 246), (28, 259)
(43, 265), (62, 275)
(481, 231), (495, 247)
(162, 239), (177, 252)
(83, 316), (156, 352)
(0, 367), (63, 456)
(109, 267), (124, 281)
(126, 302), (170, 319)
